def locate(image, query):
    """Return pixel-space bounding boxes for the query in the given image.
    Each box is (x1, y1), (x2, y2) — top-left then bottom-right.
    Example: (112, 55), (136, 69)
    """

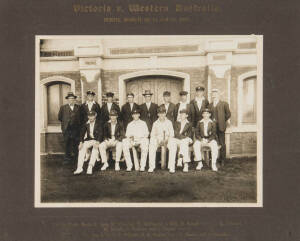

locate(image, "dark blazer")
(58, 104), (81, 133)
(120, 102), (140, 130)
(79, 120), (103, 142)
(174, 121), (193, 140)
(160, 102), (176, 123)
(100, 102), (121, 124)
(195, 120), (218, 142)
(174, 103), (194, 123)
(208, 101), (231, 132)
(80, 101), (101, 125)
(139, 102), (158, 131)
(190, 98), (209, 127)
(103, 121), (125, 142)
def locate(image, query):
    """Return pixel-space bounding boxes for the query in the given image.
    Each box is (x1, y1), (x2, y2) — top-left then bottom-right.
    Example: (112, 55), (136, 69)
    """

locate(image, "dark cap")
(142, 90), (153, 96)
(157, 106), (166, 114)
(202, 108), (211, 114)
(87, 110), (97, 116)
(109, 109), (118, 116)
(127, 92), (134, 98)
(106, 92), (114, 98)
(163, 91), (171, 97)
(132, 109), (140, 115)
(179, 91), (188, 96)
(86, 90), (96, 96)
(179, 109), (188, 114)
(196, 86), (205, 92)
(65, 92), (77, 99)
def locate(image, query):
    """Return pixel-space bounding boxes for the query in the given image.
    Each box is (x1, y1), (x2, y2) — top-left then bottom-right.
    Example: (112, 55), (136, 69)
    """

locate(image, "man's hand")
(78, 142), (83, 150)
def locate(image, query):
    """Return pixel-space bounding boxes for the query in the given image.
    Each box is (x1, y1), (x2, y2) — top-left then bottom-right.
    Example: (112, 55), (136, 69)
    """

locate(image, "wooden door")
(126, 76), (183, 105)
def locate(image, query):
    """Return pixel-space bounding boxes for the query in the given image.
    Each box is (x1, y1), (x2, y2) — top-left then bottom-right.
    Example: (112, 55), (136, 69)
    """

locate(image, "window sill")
(226, 125), (257, 133)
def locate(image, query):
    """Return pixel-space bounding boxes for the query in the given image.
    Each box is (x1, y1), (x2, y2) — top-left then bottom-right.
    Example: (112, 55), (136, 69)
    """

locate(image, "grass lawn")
(40, 155), (257, 203)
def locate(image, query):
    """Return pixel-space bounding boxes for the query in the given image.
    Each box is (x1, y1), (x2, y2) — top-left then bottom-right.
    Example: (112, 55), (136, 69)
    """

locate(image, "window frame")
(237, 71), (257, 132)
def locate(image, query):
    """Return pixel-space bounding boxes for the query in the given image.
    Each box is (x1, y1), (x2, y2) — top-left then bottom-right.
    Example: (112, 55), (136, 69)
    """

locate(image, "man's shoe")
(169, 169), (175, 174)
(212, 164), (218, 172)
(86, 165), (93, 175)
(196, 162), (203, 170)
(73, 168), (83, 175)
(183, 163), (189, 172)
(140, 167), (145, 172)
(101, 162), (109, 171)
(177, 158), (183, 167)
(126, 166), (132, 172)
(148, 168), (154, 173)
(115, 162), (120, 171)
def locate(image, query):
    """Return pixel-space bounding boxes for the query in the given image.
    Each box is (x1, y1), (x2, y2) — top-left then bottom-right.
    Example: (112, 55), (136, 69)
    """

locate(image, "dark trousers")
(217, 131), (226, 161)
(63, 128), (79, 161)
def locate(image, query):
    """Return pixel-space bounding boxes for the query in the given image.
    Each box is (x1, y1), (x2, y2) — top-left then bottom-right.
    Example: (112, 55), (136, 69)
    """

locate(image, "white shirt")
(107, 102), (113, 113)
(213, 99), (219, 107)
(180, 119), (189, 134)
(200, 119), (212, 136)
(111, 122), (116, 137)
(164, 102), (170, 113)
(69, 104), (74, 111)
(86, 101), (95, 111)
(177, 101), (188, 121)
(195, 97), (204, 110)
(89, 121), (95, 138)
(126, 119), (149, 140)
(151, 118), (174, 140)
(146, 102), (151, 110)
(129, 103), (134, 111)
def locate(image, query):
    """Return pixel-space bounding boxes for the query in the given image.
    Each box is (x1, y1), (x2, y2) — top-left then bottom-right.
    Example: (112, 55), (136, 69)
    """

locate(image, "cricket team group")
(58, 86), (231, 175)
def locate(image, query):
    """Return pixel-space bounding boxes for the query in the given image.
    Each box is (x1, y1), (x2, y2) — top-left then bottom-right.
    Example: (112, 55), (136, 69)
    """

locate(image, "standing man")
(160, 91), (176, 123)
(99, 110), (125, 171)
(122, 109), (149, 172)
(120, 93), (139, 131)
(80, 90), (101, 126)
(174, 91), (193, 124)
(148, 106), (176, 173)
(208, 89), (231, 166)
(173, 109), (193, 173)
(58, 92), (81, 163)
(100, 92), (121, 124)
(193, 108), (219, 171)
(73, 111), (103, 175)
(139, 90), (158, 132)
(190, 86), (209, 127)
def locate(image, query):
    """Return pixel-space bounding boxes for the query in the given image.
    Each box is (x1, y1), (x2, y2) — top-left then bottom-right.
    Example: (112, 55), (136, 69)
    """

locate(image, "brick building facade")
(38, 36), (261, 157)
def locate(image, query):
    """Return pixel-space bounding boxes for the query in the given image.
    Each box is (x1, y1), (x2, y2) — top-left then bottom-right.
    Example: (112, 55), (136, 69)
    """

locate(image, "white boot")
(169, 168), (175, 174)
(86, 165), (93, 175)
(126, 165), (132, 172)
(73, 168), (83, 175)
(101, 162), (109, 171)
(196, 161), (203, 170)
(148, 168), (154, 173)
(177, 157), (183, 167)
(183, 163), (188, 172)
(115, 162), (120, 171)
(212, 162), (218, 172)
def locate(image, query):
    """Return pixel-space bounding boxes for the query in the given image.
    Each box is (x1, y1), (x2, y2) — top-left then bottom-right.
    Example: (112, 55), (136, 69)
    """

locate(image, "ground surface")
(41, 155), (257, 203)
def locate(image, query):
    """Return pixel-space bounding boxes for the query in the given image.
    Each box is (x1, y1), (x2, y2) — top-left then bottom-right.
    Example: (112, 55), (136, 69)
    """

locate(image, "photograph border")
(35, 35), (263, 208)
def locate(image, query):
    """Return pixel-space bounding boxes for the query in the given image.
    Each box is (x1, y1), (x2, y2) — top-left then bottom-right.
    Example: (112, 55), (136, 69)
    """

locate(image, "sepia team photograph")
(35, 35), (263, 207)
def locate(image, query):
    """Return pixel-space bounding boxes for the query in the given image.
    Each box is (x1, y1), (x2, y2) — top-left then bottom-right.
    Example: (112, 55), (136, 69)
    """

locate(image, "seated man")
(173, 109), (193, 173)
(148, 106), (176, 173)
(99, 110), (125, 171)
(74, 111), (103, 175)
(193, 108), (219, 172)
(122, 109), (149, 172)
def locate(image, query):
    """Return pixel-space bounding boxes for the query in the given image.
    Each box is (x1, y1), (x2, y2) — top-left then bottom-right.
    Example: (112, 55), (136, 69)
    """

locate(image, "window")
(242, 77), (256, 124)
(47, 82), (71, 125)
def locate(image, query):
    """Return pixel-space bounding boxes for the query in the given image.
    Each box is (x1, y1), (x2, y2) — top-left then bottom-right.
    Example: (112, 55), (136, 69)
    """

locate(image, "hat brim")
(142, 94), (153, 96)
(65, 95), (77, 99)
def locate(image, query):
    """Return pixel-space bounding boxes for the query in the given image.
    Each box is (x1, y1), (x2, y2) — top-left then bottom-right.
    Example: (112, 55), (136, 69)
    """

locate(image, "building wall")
(39, 37), (260, 157)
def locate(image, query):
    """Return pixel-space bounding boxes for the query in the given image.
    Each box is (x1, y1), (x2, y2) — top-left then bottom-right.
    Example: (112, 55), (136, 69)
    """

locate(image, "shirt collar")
(179, 101), (187, 105)
(86, 101), (95, 105)
(195, 96), (204, 102)
(200, 119), (213, 123)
